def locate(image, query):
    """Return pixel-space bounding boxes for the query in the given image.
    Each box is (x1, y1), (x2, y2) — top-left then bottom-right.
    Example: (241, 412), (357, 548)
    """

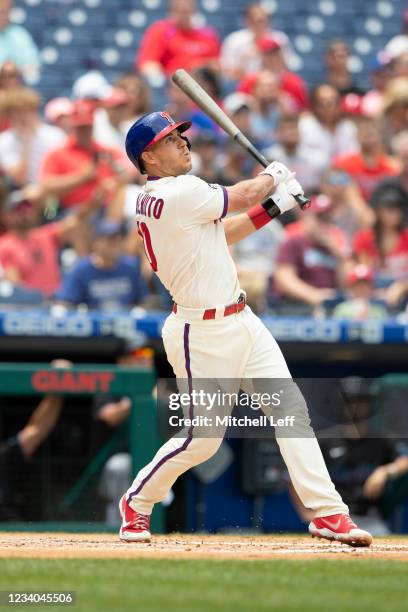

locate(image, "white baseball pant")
(126, 306), (348, 517)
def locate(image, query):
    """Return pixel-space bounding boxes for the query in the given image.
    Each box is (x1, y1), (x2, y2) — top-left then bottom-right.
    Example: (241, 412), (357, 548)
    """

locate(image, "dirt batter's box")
(0, 363), (163, 532)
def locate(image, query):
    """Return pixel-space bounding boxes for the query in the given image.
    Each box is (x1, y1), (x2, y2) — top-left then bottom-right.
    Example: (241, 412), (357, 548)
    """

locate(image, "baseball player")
(119, 111), (373, 547)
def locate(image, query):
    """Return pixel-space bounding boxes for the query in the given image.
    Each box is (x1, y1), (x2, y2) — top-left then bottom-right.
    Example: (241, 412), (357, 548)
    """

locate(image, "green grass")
(1, 558), (407, 612)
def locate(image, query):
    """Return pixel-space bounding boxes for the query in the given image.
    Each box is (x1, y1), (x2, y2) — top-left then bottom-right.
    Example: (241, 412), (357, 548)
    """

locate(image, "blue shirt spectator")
(58, 255), (148, 311)
(57, 219), (148, 311)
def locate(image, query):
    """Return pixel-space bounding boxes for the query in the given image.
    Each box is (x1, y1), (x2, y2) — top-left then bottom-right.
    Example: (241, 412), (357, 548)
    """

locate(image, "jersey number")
(139, 222), (158, 271)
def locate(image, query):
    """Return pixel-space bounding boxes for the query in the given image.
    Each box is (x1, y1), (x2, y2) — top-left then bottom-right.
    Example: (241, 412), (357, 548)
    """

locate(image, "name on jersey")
(136, 192), (164, 219)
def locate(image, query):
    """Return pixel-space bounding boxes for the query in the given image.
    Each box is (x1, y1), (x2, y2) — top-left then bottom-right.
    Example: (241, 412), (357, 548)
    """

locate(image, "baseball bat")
(172, 69), (311, 212)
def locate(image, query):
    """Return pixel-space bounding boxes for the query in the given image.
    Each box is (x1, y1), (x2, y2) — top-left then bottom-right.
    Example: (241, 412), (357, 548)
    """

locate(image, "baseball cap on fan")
(71, 70), (112, 101)
(223, 93), (253, 115)
(309, 194), (335, 215)
(341, 93), (364, 116)
(44, 97), (74, 124)
(346, 264), (374, 286)
(257, 35), (281, 53)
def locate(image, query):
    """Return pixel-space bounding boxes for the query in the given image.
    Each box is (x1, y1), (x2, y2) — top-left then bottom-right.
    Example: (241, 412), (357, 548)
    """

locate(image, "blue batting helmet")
(125, 111), (192, 173)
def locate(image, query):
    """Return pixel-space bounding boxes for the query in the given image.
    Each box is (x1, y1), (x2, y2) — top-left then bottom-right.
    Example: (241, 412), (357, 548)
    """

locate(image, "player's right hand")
(271, 183), (297, 214)
(259, 161), (294, 186)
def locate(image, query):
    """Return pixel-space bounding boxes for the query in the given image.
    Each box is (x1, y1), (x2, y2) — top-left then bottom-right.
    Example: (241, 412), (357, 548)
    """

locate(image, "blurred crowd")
(0, 0), (407, 319)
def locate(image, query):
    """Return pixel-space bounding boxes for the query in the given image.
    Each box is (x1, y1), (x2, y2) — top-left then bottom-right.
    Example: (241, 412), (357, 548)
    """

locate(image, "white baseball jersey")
(135, 174), (241, 308)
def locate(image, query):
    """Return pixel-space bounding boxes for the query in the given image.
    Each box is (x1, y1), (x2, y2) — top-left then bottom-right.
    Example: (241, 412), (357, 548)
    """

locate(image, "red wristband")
(247, 204), (271, 229)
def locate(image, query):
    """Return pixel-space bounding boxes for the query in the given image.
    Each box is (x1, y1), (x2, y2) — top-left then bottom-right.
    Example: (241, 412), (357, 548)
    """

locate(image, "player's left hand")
(271, 183), (297, 214)
(285, 176), (304, 198)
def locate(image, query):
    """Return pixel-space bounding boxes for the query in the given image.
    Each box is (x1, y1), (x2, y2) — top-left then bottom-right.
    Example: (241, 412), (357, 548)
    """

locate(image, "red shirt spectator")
(0, 222), (62, 296)
(353, 185), (408, 309)
(41, 101), (128, 210)
(353, 227), (408, 282)
(237, 36), (309, 111)
(238, 71), (308, 112)
(137, 0), (220, 78)
(334, 115), (400, 200)
(0, 188), (92, 296)
(334, 153), (400, 201)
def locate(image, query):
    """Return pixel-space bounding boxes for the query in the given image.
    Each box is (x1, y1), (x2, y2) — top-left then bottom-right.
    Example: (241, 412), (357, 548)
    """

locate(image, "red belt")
(172, 294), (246, 320)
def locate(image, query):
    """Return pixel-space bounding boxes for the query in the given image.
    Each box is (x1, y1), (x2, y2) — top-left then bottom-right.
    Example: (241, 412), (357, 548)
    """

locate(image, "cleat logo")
(322, 517), (342, 530)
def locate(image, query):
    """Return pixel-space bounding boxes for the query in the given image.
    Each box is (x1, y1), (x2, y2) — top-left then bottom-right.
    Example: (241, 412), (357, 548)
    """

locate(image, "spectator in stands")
(0, 88), (65, 185)
(299, 83), (359, 178)
(334, 115), (400, 201)
(0, 0), (40, 82)
(263, 114), (323, 194)
(93, 88), (130, 149)
(191, 131), (222, 184)
(44, 97), (74, 134)
(353, 186), (408, 310)
(216, 141), (254, 185)
(41, 100), (130, 212)
(320, 168), (374, 243)
(0, 360), (68, 520)
(361, 53), (392, 118)
(56, 218), (148, 311)
(237, 36), (308, 112)
(333, 264), (388, 320)
(115, 74), (151, 132)
(324, 40), (365, 97)
(233, 221), (284, 314)
(382, 77), (408, 148)
(137, 0), (220, 84)
(385, 7), (408, 61)
(374, 131), (408, 209)
(0, 186), (95, 297)
(220, 3), (293, 80)
(246, 70), (285, 149)
(273, 195), (348, 307)
(166, 81), (217, 138)
(222, 93), (255, 140)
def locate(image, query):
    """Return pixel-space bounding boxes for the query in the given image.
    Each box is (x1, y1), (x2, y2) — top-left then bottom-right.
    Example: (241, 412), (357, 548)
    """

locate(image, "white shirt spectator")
(0, 123), (66, 183)
(220, 28), (294, 76)
(299, 114), (358, 175)
(93, 108), (125, 150)
(264, 142), (325, 193)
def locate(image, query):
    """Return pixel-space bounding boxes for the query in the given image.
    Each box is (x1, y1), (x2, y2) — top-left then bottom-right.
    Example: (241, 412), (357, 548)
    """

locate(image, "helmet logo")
(160, 111), (173, 124)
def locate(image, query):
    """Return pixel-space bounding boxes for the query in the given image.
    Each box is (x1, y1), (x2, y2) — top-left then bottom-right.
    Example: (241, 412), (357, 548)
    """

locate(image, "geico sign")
(31, 370), (115, 393)
(3, 314), (92, 336)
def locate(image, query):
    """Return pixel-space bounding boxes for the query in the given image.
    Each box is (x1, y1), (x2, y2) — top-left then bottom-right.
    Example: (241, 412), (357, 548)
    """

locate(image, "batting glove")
(285, 176), (304, 198)
(259, 161), (294, 186)
(271, 182), (297, 214)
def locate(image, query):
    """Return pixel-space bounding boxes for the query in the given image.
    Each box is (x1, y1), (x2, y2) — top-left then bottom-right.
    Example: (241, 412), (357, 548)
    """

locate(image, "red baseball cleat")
(119, 494), (151, 543)
(309, 513), (373, 547)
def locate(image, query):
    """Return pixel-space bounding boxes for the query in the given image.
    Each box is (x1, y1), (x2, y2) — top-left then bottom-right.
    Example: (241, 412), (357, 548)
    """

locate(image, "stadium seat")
(11, 0), (406, 102)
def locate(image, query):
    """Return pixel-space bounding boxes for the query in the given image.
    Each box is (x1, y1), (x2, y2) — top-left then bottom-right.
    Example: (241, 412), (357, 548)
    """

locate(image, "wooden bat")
(172, 68), (310, 211)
